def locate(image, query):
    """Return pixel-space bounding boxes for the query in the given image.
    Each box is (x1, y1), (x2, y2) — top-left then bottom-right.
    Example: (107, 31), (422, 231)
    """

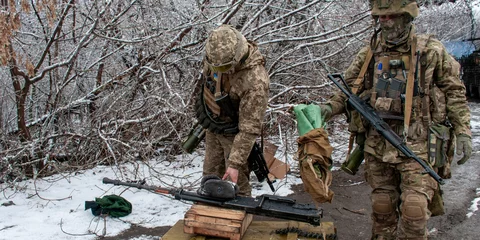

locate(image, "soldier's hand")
(223, 167), (239, 183)
(319, 104), (333, 122)
(456, 134), (472, 165)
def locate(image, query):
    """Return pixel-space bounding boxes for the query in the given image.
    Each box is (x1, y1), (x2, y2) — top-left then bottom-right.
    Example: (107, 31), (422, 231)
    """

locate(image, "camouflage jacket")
(328, 32), (471, 161)
(203, 41), (270, 169)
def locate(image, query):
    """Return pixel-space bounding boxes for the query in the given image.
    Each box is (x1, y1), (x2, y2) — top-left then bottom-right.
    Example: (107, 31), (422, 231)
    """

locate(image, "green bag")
(302, 104), (326, 129)
(85, 194), (132, 218)
(293, 104), (314, 136)
(294, 104), (327, 136)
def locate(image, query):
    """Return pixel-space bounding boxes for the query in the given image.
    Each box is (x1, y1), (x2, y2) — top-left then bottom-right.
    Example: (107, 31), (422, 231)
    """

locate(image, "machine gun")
(327, 73), (445, 185)
(102, 177), (322, 226)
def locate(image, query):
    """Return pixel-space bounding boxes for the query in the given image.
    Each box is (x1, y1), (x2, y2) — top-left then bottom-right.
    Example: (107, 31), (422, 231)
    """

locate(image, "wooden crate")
(183, 204), (253, 240)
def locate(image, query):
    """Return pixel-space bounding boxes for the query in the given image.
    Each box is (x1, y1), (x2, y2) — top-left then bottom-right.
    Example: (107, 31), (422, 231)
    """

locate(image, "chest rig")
(195, 71), (239, 135)
(344, 34), (436, 162)
(359, 34), (434, 131)
(371, 49), (412, 120)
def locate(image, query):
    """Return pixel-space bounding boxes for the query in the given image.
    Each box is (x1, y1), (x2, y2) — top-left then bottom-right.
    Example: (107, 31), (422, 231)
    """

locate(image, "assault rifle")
(248, 142), (276, 192)
(102, 177), (322, 226)
(327, 73), (445, 185)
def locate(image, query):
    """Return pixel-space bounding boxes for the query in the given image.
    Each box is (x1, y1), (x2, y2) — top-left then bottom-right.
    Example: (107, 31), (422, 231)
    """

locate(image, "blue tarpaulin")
(442, 41), (476, 59)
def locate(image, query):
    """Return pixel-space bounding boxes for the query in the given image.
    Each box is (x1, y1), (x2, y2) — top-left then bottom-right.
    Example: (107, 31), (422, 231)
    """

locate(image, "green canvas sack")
(85, 194), (132, 217)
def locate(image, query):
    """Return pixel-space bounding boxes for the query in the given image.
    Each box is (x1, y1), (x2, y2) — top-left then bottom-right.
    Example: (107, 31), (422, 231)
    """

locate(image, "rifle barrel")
(102, 177), (172, 193)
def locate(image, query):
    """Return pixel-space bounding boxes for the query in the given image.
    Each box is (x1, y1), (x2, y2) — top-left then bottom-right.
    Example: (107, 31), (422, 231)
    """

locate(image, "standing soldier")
(319, 1), (472, 239)
(195, 24), (269, 196)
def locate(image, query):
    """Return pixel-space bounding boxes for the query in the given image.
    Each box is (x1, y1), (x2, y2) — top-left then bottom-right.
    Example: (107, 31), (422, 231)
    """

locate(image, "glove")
(318, 104), (332, 122)
(456, 134), (472, 165)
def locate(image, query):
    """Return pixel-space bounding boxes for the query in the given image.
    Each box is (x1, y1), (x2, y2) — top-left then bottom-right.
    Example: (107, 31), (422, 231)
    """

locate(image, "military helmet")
(205, 24), (249, 73)
(370, 0), (419, 18)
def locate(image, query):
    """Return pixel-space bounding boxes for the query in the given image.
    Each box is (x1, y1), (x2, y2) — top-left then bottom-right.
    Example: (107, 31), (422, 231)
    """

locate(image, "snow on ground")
(0, 148), (304, 240)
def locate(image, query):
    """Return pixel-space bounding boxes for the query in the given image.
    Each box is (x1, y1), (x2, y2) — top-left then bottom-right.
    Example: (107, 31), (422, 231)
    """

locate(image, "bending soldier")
(196, 24), (270, 196)
(319, 1), (472, 239)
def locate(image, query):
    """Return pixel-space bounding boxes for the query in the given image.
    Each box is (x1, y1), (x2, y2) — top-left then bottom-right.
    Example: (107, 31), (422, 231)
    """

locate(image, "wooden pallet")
(183, 204), (253, 240)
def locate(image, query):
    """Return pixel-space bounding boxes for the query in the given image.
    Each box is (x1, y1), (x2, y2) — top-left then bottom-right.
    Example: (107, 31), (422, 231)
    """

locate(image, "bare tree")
(0, 0), (476, 185)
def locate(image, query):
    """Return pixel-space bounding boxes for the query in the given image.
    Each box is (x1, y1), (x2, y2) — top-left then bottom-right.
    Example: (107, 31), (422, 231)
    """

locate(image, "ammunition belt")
(273, 227), (338, 240)
(195, 84), (239, 135)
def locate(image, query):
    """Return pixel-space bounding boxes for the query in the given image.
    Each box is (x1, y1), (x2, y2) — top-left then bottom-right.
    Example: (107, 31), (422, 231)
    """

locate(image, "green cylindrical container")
(182, 124), (206, 153)
(341, 144), (365, 175)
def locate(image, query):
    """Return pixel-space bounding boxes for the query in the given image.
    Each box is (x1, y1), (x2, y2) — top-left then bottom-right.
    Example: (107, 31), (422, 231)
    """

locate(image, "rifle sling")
(352, 48), (373, 95)
(403, 35), (417, 136)
(345, 48), (373, 161)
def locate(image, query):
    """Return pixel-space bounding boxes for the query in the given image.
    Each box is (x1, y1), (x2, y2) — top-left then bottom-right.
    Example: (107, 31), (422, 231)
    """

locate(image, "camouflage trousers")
(364, 152), (437, 240)
(204, 131), (251, 196)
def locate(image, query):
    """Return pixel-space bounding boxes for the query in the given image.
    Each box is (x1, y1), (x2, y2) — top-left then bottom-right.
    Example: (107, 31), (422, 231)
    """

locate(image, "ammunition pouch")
(195, 84), (239, 135)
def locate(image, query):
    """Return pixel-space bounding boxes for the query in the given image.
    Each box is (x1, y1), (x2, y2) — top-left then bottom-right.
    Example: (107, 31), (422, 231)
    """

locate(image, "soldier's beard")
(379, 16), (411, 46)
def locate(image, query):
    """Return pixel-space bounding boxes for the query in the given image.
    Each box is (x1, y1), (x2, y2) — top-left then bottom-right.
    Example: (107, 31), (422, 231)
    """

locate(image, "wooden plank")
(240, 214), (253, 236)
(189, 227), (241, 240)
(184, 218), (241, 233)
(187, 204), (246, 220)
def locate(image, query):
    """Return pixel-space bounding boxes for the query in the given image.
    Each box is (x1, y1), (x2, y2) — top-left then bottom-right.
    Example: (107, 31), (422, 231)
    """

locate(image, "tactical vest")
(350, 34), (453, 174)
(351, 34), (437, 131)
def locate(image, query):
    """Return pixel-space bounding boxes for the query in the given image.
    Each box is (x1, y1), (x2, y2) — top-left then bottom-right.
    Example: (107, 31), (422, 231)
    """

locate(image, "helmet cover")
(205, 24), (248, 72)
(370, 0), (419, 18)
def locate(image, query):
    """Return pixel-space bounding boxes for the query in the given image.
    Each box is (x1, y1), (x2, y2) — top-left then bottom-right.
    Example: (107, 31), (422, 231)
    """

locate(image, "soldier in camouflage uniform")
(199, 24), (269, 196)
(319, 1), (472, 239)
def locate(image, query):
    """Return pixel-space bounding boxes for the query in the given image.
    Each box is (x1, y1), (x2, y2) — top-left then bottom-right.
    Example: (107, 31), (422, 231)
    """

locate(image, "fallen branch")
(342, 207), (366, 215)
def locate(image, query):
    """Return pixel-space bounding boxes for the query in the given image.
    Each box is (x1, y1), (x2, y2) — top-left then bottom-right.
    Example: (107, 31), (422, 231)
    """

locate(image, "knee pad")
(372, 193), (394, 215)
(401, 193), (428, 221)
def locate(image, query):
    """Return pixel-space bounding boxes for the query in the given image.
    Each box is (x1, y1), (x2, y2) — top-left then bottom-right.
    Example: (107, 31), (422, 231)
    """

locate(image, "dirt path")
(286, 158), (480, 240)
